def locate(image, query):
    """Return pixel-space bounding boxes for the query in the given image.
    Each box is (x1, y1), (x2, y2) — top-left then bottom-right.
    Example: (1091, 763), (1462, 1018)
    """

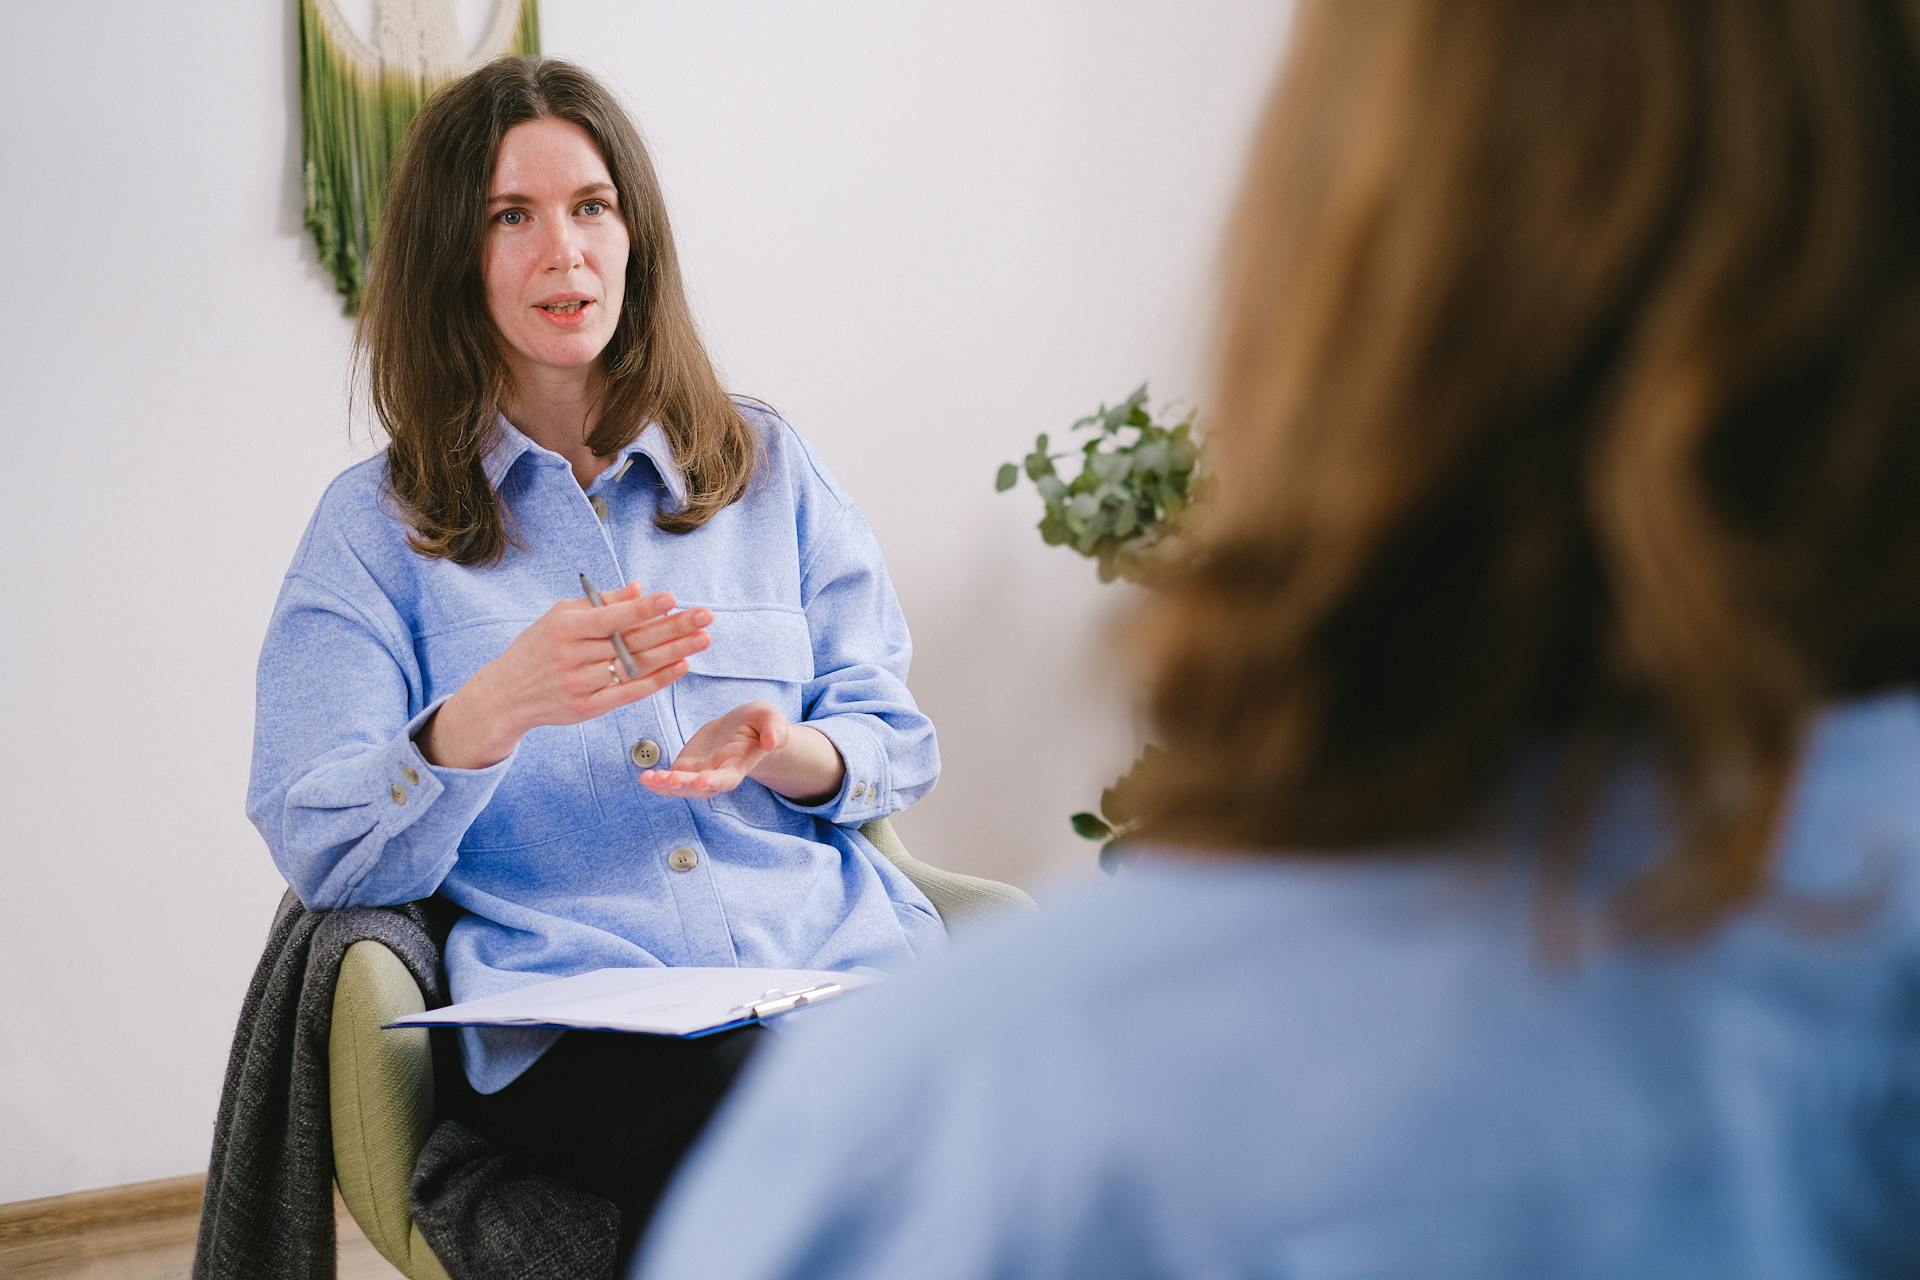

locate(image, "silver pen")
(579, 572), (639, 679)
(732, 983), (844, 1020)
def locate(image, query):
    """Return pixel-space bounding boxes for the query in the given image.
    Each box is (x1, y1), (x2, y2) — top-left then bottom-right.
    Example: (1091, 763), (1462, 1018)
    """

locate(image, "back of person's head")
(1136, 0), (1920, 931)
(359, 56), (752, 565)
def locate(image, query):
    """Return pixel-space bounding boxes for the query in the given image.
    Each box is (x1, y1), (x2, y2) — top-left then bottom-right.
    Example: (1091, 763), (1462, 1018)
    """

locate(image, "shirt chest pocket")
(669, 608), (815, 829)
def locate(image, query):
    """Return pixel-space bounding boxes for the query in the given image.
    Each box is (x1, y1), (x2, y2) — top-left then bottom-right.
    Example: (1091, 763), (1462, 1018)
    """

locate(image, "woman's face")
(481, 116), (630, 386)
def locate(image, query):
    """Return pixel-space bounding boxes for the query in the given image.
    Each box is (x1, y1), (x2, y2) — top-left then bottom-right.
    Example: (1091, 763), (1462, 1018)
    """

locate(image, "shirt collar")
(622, 421), (689, 511)
(480, 414), (688, 511)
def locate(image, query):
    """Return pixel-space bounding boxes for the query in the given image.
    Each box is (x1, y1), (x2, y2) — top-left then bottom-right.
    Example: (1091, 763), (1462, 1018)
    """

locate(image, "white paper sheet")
(386, 965), (879, 1037)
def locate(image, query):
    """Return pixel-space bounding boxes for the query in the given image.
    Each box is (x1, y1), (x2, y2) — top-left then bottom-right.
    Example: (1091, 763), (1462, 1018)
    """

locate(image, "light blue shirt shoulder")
(248, 402), (944, 1092)
(636, 692), (1920, 1280)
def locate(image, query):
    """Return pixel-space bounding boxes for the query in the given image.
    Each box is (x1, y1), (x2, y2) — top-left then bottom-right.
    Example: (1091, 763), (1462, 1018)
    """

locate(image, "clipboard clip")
(733, 982), (843, 1020)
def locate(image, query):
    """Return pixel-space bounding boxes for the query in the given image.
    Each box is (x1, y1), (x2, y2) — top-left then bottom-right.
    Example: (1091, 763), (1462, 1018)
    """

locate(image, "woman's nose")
(540, 218), (584, 271)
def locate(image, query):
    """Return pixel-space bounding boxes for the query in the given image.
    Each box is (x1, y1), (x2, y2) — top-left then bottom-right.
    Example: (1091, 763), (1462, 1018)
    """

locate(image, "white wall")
(0, 1), (1293, 1202)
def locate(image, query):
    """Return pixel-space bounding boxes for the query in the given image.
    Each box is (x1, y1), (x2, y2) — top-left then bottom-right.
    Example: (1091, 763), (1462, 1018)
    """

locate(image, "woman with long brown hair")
(247, 56), (944, 1252)
(636, 2), (1920, 1275)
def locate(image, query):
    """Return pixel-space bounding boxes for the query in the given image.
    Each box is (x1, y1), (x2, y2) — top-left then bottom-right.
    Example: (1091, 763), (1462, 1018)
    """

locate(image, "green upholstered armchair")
(329, 818), (1034, 1279)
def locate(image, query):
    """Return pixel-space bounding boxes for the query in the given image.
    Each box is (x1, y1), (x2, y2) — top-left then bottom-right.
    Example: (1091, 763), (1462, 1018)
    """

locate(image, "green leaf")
(1000, 385), (1206, 579)
(1070, 811), (1113, 840)
(994, 462), (1018, 492)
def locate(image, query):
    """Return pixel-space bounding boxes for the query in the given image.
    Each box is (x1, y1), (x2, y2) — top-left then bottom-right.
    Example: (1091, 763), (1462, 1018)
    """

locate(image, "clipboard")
(384, 965), (878, 1039)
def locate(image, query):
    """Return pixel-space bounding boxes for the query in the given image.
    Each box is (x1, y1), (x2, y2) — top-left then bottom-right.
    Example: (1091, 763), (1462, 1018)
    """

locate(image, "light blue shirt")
(248, 402), (944, 1092)
(637, 691), (1920, 1279)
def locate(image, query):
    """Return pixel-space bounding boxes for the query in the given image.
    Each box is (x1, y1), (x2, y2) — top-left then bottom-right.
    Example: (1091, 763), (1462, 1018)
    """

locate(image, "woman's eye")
(495, 209), (525, 226)
(579, 200), (607, 216)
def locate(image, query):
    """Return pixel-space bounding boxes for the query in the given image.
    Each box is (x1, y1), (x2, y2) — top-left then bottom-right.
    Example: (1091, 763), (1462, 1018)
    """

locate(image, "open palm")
(639, 701), (789, 798)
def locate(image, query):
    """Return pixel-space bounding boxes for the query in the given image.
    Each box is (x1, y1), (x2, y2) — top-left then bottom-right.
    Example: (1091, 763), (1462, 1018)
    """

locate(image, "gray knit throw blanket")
(192, 890), (618, 1280)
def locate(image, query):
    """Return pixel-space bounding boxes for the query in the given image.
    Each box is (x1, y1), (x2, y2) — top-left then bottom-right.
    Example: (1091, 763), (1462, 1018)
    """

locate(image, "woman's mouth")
(535, 299), (594, 326)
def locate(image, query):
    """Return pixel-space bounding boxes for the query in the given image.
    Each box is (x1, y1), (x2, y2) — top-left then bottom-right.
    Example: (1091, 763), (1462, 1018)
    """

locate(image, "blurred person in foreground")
(635, 2), (1920, 1276)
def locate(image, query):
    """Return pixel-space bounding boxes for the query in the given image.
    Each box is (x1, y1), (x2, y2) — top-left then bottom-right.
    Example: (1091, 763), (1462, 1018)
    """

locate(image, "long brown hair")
(356, 56), (755, 564)
(1135, 0), (1920, 931)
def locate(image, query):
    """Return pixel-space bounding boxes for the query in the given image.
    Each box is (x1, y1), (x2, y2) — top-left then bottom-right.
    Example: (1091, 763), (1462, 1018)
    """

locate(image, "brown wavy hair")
(355, 56), (755, 564)
(1133, 0), (1920, 931)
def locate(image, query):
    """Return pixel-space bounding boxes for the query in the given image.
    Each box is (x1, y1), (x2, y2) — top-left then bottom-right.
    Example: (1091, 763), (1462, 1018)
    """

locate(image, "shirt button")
(630, 739), (662, 768)
(390, 784), (407, 805)
(590, 494), (609, 520)
(669, 846), (699, 872)
(403, 765), (420, 785)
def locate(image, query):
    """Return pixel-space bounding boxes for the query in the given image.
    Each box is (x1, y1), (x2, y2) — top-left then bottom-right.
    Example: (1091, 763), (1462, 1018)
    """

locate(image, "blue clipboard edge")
(378, 1015), (763, 1039)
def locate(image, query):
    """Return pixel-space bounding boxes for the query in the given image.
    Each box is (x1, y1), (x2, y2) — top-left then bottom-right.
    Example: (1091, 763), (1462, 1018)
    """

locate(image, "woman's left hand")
(641, 701), (790, 798)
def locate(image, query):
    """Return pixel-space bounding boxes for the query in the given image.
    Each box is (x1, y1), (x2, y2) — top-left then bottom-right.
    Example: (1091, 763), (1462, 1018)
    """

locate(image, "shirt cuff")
(354, 698), (519, 891)
(773, 715), (891, 825)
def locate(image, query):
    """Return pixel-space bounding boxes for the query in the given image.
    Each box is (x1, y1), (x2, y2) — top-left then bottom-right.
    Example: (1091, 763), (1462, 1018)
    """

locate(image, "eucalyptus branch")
(1068, 744), (1165, 873)
(995, 386), (1206, 870)
(995, 384), (1203, 584)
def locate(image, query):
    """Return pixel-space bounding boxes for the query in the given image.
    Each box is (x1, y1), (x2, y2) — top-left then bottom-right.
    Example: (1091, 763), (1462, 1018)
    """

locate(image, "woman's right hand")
(416, 583), (711, 769)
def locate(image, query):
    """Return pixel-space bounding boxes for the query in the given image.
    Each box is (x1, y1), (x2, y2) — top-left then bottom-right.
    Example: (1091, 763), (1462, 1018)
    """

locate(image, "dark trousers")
(449, 1025), (766, 1256)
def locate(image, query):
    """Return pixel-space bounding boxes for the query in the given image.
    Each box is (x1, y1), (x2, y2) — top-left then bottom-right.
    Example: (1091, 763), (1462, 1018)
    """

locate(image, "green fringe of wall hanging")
(300, 0), (541, 313)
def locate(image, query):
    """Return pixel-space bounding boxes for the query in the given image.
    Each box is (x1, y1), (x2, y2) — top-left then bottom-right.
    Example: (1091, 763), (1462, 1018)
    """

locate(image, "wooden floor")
(0, 1177), (404, 1279)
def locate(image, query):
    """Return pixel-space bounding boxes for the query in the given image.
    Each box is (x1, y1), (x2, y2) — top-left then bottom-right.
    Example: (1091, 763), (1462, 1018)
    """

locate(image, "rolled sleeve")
(249, 572), (516, 908)
(772, 498), (940, 826)
(774, 714), (894, 824)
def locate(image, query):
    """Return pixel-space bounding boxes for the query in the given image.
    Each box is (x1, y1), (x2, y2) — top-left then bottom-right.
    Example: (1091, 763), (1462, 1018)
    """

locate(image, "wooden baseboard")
(0, 1173), (205, 1245)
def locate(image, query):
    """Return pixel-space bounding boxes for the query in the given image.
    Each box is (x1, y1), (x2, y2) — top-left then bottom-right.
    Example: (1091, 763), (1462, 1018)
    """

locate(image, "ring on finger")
(607, 659), (622, 686)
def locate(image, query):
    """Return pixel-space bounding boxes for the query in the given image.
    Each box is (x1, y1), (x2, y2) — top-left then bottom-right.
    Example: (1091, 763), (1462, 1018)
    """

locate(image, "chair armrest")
(860, 818), (1036, 937)
(330, 940), (452, 1280)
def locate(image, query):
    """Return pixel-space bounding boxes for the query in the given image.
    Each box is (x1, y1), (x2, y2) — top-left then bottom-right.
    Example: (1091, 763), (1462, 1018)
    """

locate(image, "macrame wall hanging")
(300, 0), (541, 312)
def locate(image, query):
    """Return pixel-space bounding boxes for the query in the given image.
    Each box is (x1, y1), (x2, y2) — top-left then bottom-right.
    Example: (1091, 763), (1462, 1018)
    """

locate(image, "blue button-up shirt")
(637, 691), (1920, 1279)
(248, 401), (944, 1091)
